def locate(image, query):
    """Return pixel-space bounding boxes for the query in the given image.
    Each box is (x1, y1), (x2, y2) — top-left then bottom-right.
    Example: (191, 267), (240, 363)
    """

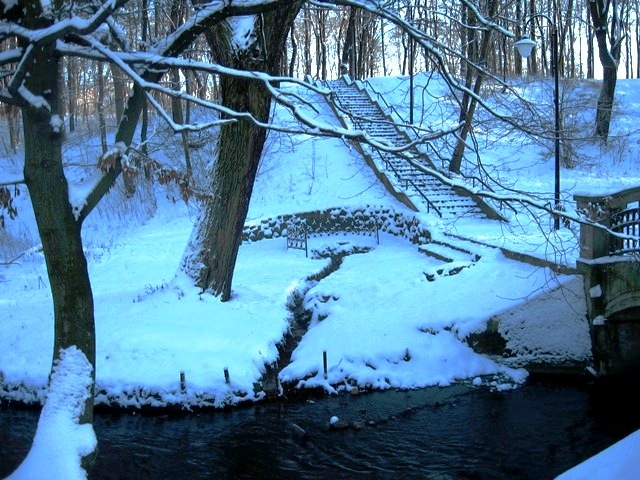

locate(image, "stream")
(2, 375), (640, 479)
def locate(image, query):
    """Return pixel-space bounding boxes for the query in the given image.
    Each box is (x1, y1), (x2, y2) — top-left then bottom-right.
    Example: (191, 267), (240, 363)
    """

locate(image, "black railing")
(373, 150), (442, 217)
(575, 187), (640, 260)
(357, 78), (505, 215)
(286, 220), (308, 257)
(285, 217), (381, 257)
(325, 78), (442, 217)
(610, 204), (640, 254)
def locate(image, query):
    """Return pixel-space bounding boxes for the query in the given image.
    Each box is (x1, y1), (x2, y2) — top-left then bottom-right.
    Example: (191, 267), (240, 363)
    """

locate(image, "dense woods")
(1, 0), (634, 154)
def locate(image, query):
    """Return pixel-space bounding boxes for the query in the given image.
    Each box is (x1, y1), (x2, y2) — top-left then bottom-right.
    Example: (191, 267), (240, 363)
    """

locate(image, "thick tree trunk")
(184, 77), (270, 300)
(594, 67), (618, 139)
(183, 4), (302, 300)
(24, 109), (96, 423)
(21, 42), (96, 427)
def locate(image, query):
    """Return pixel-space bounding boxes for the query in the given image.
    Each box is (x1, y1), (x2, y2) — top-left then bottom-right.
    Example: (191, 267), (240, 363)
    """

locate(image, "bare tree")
(449, 0), (500, 173)
(588, 0), (625, 140)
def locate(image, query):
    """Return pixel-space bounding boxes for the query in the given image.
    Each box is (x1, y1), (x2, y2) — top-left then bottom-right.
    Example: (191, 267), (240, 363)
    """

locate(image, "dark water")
(2, 376), (640, 480)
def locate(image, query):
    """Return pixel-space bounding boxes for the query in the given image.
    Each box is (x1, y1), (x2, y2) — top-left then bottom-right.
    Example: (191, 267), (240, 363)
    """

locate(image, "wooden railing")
(574, 186), (640, 260)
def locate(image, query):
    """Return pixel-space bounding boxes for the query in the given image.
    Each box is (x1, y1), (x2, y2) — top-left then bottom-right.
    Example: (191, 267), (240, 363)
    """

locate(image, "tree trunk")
(183, 4), (302, 300)
(528, 0), (538, 75)
(303, 7), (312, 76)
(289, 24), (297, 77)
(588, 0), (623, 140)
(3, 103), (19, 152)
(67, 58), (77, 133)
(20, 38), (96, 437)
(184, 77), (269, 300)
(23, 108), (96, 424)
(97, 62), (107, 154)
(342, 7), (357, 77)
(171, 68), (184, 125)
(111, 64), (126, 124)
(141, 0), (149, 159)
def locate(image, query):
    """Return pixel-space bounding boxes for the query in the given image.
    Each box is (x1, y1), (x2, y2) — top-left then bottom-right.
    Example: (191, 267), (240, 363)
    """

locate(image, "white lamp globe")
(514, 36), (537, 58)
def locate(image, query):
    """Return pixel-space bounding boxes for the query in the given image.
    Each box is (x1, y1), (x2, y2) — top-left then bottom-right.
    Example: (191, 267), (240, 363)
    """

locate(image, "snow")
(49, 114), (63, 133)
(0, 0), (18, 10)
(2, 73), (640, 478)
(17, 85), (50, 111)
(229, 16), (256, 51)
(6, 346), (96, 480)
(556, 429), (640, 480)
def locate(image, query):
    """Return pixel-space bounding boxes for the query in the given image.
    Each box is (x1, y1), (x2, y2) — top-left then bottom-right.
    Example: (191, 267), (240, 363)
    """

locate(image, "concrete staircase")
(325, 77), (499, 221)
(322, 76), (509, 274)
(418, 233), (499, 281)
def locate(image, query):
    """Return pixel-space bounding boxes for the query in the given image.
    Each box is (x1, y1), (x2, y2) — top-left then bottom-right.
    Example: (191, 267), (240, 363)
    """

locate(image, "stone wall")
(242, 205), (431, 246)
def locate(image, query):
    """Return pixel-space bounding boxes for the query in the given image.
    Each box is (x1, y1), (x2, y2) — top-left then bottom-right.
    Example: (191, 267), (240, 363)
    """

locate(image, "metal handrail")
(327, 79), (442, 217)
(357, 78), (429, 155)
(370, 147), (442, 217)
(357, 78), (505, 213)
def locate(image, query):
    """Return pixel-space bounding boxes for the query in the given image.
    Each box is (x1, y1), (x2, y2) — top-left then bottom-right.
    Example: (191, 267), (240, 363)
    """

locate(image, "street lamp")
(514, 15), (562, 230)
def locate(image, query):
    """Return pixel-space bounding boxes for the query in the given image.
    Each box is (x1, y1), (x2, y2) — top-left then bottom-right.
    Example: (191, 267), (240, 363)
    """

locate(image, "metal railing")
(610, 203), (640, 254)
(356, 78), (505, 215)
(372, 149), (442, 217)
(575, 187), (640, 260)
(286, 219), (308, 257)
(285, 217), (381, 257)
(325, 78), (442, 217)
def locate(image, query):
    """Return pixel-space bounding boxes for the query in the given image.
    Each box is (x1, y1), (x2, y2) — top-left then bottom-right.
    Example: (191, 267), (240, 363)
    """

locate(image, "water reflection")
(2, 377), (639, 479)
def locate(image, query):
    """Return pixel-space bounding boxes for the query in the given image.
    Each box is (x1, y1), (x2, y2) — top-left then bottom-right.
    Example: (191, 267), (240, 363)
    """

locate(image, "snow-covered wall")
(242, 205), (431, 246)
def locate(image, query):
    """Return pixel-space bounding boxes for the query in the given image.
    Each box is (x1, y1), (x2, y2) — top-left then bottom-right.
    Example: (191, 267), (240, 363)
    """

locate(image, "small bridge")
(576, 186), (640, 376)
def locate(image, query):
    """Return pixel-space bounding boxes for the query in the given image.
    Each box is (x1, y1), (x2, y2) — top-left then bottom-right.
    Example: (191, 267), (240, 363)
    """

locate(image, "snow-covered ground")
(2, 73), (640, 479)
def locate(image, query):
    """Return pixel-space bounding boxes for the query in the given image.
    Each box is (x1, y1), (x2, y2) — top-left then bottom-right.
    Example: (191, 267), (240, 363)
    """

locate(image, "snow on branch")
(68, 142), (127, 222)
(0, 0), (129, 43)
(458, 0), (514, 37)
(0, 47), (21, 66)
(71, 34), (453, 152)
(144, 90), (235, 133)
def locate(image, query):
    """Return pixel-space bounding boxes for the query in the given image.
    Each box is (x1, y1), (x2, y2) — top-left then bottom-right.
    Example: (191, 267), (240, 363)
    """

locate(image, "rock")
(351, 420), (365, 430)
(329, 416), (350, 430)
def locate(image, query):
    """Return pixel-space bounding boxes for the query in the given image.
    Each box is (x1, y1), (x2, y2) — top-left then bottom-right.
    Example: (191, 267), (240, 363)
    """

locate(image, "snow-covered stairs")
(419, 233), (498, 281)
(325, 77), (491, 220)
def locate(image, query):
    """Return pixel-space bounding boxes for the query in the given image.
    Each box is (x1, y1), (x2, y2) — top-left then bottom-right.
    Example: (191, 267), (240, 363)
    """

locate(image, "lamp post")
(514, 14), (561, 230)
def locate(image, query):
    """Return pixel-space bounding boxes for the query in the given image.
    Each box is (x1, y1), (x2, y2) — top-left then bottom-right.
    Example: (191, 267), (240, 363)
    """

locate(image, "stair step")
(327, 79), (490, 221)
(418, 241), (477, 263)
